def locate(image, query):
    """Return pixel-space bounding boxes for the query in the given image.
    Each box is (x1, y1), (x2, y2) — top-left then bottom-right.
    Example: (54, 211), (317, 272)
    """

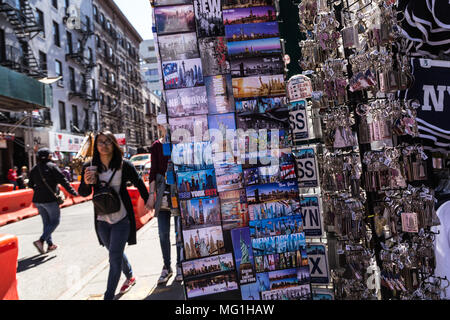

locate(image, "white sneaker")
(157, 267), (173, 285)
(175, 266), (183, 282)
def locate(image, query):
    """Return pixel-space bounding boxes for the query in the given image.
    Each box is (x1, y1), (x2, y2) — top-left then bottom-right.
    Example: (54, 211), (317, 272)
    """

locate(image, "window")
(85, 16), (91, 32)
(93, 5), (98, 22)
(88, 47), (93, 62)
(0, 29), (5, 62)
(52, 0), (58, 9)
(55, 59), (63, 85)
(39, 51), (47, 73)
(83, 108), (89, 131)
(53, 21), (60, 47)
(72, 105), (78, 129)
(66, 31), (73, 54)
(59, 101), (66, 130)
(98, 63), (103, 79)
(65, 0), (70, 9)
(69, 67), (75, 91)
(96, 34), (101, 48)
(100, 92), (104, 105)
(93, 112), (98, 131)
(100, 13), (105, 28)
(35, 9), (45, 38)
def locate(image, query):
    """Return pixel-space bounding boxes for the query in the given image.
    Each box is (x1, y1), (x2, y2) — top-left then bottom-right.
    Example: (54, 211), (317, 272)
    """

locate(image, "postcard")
(240, 282), (261, 300)
(215, 163), (243, 192)
(205, 75), (235, 114)
(223, 6), (277, 25)
(222, 0), (274, 10)
(177, 168), (217, 200)
(154, 5), (196, 35)
(225, 22), (279, 42)
(180, 196), (221, 230)
(198, 37), (230, 76)
(152, 0), (193, 6)
(182, 253), (235, 280)
(183, 225), (225, 259)
(246, 180), (299, 205)
(231, 55), (284, 78)
(248, 200), (301, 221)
(232, 74), (285, 99)
(162, 58), (204, 90)
(193, 0), (224, 38)
(231, 227), (256, 284)
(166, 86), (208, 117)
(227, 37), (281, 60)
(244, 167), (260, 186)
(185, 273), (238, 298)
(158, 32), (199, 61)
(169, 115), (209, 144)
(219, 189), (249, 230)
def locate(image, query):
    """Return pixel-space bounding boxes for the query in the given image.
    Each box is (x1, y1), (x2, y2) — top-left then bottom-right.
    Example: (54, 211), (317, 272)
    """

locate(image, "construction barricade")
(0, 184), (14, 193)
(0, 189), (38, 227)
(0, 234), (19, 300)
(127, 185), (152, 230)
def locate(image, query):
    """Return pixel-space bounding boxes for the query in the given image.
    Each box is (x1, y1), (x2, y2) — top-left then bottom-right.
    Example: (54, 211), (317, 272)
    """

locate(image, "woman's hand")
(84, 170), (97, 185)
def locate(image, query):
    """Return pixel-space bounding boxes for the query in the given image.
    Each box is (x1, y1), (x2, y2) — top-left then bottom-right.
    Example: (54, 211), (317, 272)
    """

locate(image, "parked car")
(129, 153), (151, 181)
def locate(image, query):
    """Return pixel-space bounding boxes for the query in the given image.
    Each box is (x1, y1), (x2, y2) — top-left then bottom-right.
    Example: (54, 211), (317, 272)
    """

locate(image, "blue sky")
(114, 0), (154, 40)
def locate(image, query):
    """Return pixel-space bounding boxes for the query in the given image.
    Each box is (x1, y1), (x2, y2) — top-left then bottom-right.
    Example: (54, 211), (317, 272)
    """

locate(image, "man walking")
(28, 148), (78, 254)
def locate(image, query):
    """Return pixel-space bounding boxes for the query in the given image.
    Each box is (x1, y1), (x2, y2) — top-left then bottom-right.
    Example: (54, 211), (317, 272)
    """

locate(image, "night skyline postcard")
(223, 6), (277, 25)
(225, 22), (279, 42)
(227, 37), (281, 58)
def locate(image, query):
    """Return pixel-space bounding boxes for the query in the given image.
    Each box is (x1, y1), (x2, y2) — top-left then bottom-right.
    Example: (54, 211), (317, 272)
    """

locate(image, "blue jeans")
(35, 202), (61, 246)
(97, 218), (133, 300)
(158, 212), (181, 270)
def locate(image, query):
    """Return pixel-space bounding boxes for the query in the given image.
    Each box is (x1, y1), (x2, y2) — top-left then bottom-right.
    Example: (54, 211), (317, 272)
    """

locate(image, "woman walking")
(79, 131), (149, 300)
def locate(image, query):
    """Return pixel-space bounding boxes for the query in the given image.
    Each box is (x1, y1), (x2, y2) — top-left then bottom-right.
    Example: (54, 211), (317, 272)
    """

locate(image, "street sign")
(294, 147), (319, 188)
(300, 195), (323, 237)
(306, 244), (330, 284)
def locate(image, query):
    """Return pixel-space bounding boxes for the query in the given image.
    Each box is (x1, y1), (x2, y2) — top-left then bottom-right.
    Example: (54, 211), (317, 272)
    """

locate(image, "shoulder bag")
(93, 168), (121, 215)
(38, 165), (65, 205)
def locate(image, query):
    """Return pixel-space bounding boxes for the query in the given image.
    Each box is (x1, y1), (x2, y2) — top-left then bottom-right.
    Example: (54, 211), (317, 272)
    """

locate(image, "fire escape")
(0, 0), (45, 78)
(64, 11), (97, 132)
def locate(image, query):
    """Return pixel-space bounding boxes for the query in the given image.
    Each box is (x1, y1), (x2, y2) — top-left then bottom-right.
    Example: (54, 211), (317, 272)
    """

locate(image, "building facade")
(140, 39), (163, 96)
(0, 0), (98, 180)
(92, 0), (148, 156)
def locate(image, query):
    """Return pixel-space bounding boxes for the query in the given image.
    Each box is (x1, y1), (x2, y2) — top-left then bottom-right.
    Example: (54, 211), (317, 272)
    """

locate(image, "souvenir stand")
(150, 0), (312, 300)
(292, 0), (450, 300)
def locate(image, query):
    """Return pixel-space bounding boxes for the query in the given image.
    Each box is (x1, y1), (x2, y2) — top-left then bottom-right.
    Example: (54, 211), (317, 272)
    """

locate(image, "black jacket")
(78, 160), (149, 246)
(29, 161), (78, 203)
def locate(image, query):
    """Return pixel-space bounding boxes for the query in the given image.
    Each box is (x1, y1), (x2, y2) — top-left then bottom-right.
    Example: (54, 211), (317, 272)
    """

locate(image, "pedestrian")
(145, 123), (183, 284)
(20, 166), (29, 188)
(7, 166), (18, 190)
(28, 148), (79, 254)
(79, 131), (149, 300)
(62, 166), (72, 182)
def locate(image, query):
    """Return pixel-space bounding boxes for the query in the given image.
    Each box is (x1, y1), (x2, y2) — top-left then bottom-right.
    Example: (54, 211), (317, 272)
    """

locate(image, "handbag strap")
(98, 168), (117, 187)
(37, 164), (59, 200)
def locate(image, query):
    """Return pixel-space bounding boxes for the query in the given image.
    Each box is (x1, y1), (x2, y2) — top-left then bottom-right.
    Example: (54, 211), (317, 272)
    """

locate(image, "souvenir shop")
(149, 0), (450, 300)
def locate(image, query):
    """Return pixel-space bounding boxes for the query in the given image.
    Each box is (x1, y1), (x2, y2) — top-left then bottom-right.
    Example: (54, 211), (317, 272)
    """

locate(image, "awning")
(0, 65), (52, 111)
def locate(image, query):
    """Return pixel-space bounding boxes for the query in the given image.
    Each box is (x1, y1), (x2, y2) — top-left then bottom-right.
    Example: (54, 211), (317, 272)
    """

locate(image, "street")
(0, 201), (185, 300)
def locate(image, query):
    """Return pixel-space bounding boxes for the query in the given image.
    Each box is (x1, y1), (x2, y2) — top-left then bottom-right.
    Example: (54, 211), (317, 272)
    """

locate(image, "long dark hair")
(91, 131), (124, 173)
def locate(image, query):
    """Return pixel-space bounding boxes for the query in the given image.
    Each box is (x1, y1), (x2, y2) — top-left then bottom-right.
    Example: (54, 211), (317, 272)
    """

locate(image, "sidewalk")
(58, 217), (186, 300)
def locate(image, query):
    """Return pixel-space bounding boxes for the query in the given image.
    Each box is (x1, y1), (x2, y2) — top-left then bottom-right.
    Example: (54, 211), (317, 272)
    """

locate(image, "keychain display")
(291, 0), (447, 300)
